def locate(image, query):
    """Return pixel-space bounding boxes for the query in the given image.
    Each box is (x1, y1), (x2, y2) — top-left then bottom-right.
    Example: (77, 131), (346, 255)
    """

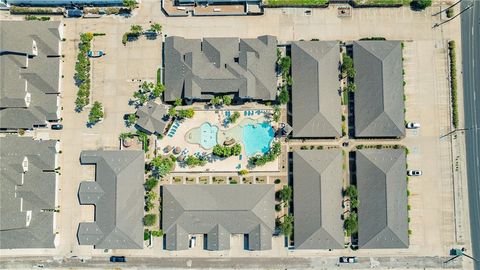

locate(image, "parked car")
(406, 122), (421, 129)
(64, 8), (83, 18)
(51, 124), (63, 130)
(339, 256), (357, 263)
(88, 50), (105, 58)
(110, 256), (126, 263)
(407, 170), (423, 176)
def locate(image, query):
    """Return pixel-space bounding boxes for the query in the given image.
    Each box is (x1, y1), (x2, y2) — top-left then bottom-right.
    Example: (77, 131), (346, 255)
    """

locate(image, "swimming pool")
(243, 122), (275, 156)
(199, 122), (218, 149)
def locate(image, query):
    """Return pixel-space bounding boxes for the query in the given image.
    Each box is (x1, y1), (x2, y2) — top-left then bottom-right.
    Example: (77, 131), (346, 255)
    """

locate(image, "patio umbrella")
(177, 155), (185, 162)
(123, 138), (133, 148)
(173, 146), (181, 155)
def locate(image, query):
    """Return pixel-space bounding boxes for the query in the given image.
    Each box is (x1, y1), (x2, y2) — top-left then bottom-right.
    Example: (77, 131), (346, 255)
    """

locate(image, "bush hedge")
(75, 33), (93, 111)
(448, 41), (459, 128)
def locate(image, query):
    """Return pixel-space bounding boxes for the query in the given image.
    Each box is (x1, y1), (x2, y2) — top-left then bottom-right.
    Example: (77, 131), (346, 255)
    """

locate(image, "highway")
(460, 0), (480, 269)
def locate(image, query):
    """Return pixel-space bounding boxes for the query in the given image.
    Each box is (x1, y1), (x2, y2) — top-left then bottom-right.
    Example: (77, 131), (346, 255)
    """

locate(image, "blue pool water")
(243, 122), (275, 156)
(200, 122), (218, 149)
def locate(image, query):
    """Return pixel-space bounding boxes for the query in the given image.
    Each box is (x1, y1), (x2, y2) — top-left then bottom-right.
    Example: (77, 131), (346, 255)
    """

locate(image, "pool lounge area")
(158, 110), (280, 173)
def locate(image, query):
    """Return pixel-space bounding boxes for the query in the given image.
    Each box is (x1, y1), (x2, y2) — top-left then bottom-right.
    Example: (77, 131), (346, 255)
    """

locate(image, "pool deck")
(157, 109), (279, 173)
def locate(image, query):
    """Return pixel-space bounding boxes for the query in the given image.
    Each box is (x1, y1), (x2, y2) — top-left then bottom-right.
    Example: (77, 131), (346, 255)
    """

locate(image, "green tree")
(127, 113), (137, 127)
(341, 53), (355, 79)
(144, 177), (158, 191)
(88, 101), (104, 124)
(345, 185), (358, 199)
(185, 155), (207, 167)
(178, 108), (194, 118)
(210, 96), (223, 106)
(174, 98), (182, 107)
(168, 107), (177, 117)
(278, 86), (290, 104)
(272, 105), (281, 122)
(345, 82), (356, 93)
(149, 23), (162, 33)
(152, 84), (165, 98)
(143, 214), (157, 226)
(123, 0), (137, 9)
(344, 212), (358, 236)
(279, 185), (293, 204)
(279, 56), (291, 76)
(222, 95), (233, 105)
(278, 214), (294, 236)
(150, 156), (175, 177)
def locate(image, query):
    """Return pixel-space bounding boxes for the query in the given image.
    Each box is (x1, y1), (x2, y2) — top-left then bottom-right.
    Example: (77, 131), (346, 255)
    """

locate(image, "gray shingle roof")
(164, 36), (277, 102)
(293, 150), (344, 249)
(0, 21), (61, 130)
(162, 185), (275, 251)
(77, 150), (145, 249)
(291, 41), (341, 138)
(0, 136), (58, 249)
(356, 149), (409, 249)
(135, 101), (171, 135)
(353, 41), (405, 138)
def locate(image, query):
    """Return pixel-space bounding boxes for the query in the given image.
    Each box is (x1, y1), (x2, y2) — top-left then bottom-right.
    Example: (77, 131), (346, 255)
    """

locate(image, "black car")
(110, 256), (126, 263)
(51, 124), (63, 130)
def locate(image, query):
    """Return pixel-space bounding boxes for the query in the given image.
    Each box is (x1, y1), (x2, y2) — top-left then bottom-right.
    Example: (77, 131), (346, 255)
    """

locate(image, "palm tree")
(150, 23), (162, 34)
(130, 25), (143, 36)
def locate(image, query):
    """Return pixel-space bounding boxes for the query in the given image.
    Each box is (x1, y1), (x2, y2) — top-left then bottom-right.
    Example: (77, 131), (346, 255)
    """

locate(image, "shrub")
(277, 214), (294, 236)
(144, 178), (158, 191)
(144, 230), (151, 240)
(410, 0), (432, 10)
(249, 142), (281, 167)
(274, 179), (281, 184)
(344, 212), (358, 236)
(213, 144), (242, 158)
(184, 155), (207, 168)
(151, 230), (163, 237)
(341, 53), (355, 79)
(279, 185), (293, 204)
(177, 108), (194, 119)
(278, 86), (290, 105)
(238, 169), (249, 176)
(275, 204), (282, 212)
(18, 129), (25, 135)
(229, 111), (240, 123)
(446, 8), (454, 18)
(143, 214), (157, 226)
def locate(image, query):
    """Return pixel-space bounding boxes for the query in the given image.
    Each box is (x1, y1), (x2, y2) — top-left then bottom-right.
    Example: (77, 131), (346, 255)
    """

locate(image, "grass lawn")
(342, 91), (349, 105)
(266, 0), (327, 6)
(354, 0), (411, 5)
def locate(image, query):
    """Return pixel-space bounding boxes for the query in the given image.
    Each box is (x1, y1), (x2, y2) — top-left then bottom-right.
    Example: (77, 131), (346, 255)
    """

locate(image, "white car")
(189, 236), (196, 248)
(406, 122), (421, 129)
(407, 170), (423, 176)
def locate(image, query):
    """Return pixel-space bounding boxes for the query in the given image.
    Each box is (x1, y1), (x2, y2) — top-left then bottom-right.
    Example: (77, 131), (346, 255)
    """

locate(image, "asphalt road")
(0, 256), (463, 269)
(460, 0), (480, 269)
